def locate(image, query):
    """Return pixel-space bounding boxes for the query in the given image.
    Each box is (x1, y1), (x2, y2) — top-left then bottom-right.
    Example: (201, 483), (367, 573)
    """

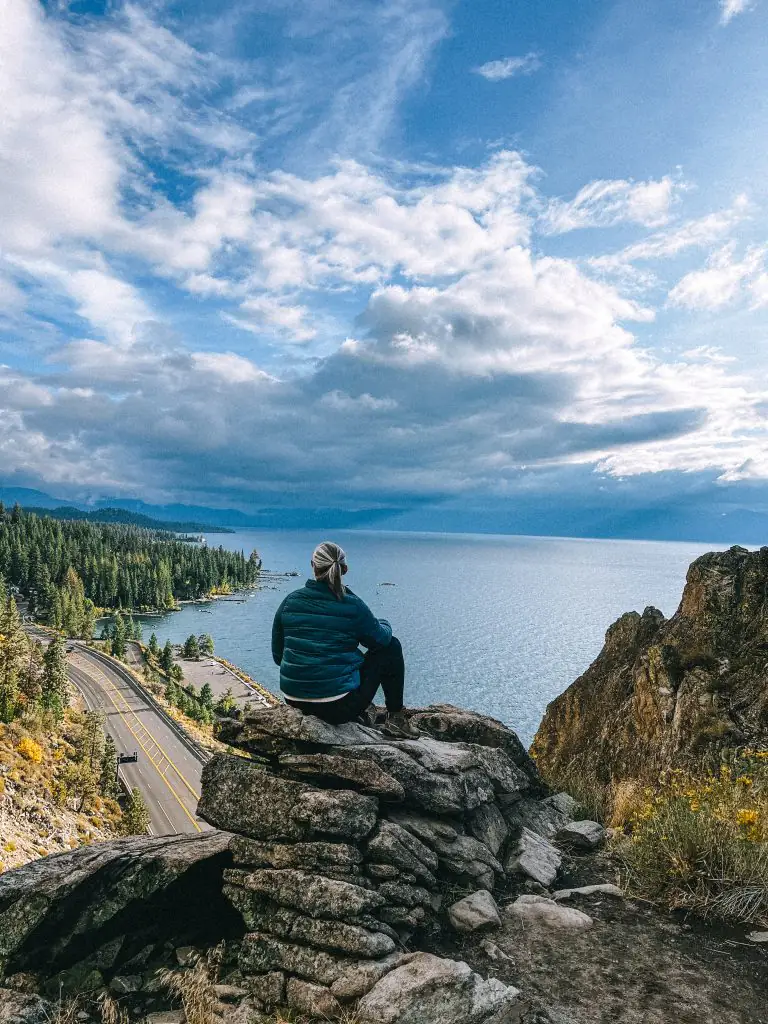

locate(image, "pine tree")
(200, 682), (214, 709)
(215, 687), (237, 715)
(121, 787), (151, 835)
(160, 640), (175, 674)
(198, 633), (215, 656)
(80, 710), (105, 771)
(183, 634), (200, 660)
(111, 613), (127, 659)
(82, 599), (96, 641)
(99, 734), (120, 799)
(41, 635), (69, 722)
(0, 595), (28, 722)
(148, 632), (160, 658)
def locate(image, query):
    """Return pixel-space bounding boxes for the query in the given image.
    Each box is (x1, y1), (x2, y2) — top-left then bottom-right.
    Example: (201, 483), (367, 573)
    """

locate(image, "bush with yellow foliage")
(621, 749), (768, 923)
(16, 736), (43, 763)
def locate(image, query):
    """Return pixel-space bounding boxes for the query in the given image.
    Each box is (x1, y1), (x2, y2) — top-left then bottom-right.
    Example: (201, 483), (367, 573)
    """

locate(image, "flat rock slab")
(388, 809), (502, 889)
(504, 795), (573, 840)
(553, 884), (623, 901)
(286, 977), (342, 1018)
(505, 827), (562, 887)
(278, 753), (406, 800)
(331, 952), (420, 1001)
(198, 754), (378, 840)
(224, 867), (383, 922)
(331, 743), (495, 817)
(357, 952), (521, 1024)
(224, 886), (394, 957)
(448, 890), (502, 933)
(407, 705), (539, 777)
(219, 704), (384, 756)
(506, 895), (593, 932)
(556, 820), (606, 850)
(239, 932), (351, 987)
(230, 837), (362, 871)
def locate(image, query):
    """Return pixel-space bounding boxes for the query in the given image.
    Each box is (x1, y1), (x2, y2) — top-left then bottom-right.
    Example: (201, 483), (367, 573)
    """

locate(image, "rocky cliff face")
(532, 546), (768, 794)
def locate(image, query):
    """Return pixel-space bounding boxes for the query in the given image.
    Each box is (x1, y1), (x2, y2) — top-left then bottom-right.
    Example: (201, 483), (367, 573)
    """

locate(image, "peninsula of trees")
(0, 503), (261, 635)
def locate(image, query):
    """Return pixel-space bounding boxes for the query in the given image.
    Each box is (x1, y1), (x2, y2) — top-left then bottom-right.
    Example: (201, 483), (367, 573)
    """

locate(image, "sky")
(1, 0), (768, 537)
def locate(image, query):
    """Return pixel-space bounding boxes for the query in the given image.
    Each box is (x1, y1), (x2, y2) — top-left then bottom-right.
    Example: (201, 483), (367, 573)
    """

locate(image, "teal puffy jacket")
(272, 578), (392, 700)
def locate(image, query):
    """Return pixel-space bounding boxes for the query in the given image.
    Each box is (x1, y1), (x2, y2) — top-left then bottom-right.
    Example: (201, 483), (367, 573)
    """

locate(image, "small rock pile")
(198, 702), (606, 1022)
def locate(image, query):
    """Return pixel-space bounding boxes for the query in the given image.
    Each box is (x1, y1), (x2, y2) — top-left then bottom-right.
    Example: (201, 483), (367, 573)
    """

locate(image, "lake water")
(135, 530), (730, 745)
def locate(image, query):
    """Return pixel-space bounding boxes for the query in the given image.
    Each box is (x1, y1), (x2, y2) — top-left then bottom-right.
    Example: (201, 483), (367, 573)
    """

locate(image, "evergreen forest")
(0, 502), (260, 635)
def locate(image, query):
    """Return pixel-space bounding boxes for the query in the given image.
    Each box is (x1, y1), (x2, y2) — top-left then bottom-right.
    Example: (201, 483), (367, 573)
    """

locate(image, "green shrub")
(620, 751), (768, 923)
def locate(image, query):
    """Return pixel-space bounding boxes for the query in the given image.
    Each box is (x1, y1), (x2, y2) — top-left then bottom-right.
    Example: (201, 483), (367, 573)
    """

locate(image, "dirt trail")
(432, 863), (767, 1024)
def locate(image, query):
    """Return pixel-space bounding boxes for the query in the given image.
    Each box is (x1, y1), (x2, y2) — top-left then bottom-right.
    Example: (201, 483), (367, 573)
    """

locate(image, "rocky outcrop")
(532, 546), (768, 792)
(0, 832), (238, 983)
(197, 701), (579, 1017)
(0, 701), (605, 1022)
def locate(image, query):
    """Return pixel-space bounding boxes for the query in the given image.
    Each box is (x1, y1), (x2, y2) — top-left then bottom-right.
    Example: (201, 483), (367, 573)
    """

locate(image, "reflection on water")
(135, 529), (729, 745)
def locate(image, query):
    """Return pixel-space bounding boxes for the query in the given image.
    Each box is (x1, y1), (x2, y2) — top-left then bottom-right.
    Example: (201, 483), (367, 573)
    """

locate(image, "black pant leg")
(285, 637), (405, 723)
(358, 636), (404, 713)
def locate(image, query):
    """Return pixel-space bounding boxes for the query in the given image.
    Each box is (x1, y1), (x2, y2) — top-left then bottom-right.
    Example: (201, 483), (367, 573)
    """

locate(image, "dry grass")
(42, 995), (82, 1024)
(254, 1011), (362, 1024)
(534, 755), (612, 823)
(157, 945), (224, 1024)
(99, 994), (130, 1024)
(608, 779), (648, 828)
(620, 750), (768, 923)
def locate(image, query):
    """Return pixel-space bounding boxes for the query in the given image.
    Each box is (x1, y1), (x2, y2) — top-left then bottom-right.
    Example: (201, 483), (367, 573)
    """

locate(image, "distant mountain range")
(0, 487), (396, 532)
(5, 494), (235, 534)
(0, 485), (765, 544)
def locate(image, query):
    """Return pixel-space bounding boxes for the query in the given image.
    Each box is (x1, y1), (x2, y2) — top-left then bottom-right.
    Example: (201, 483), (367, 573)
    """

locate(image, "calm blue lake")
(136, 530), (729, 745)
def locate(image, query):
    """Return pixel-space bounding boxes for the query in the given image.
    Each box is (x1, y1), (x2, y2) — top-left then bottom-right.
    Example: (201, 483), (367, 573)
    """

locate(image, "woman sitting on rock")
(271, 540), (419, 737)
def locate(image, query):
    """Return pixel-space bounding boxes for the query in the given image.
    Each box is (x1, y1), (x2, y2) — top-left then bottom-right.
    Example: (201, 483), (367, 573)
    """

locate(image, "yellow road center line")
(72, 656), (203, 829)
(71, 664), (199, 833)
(83, 657), (202, 801)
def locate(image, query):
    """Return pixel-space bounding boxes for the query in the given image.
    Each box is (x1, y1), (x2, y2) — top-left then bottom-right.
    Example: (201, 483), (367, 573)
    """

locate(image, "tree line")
(0, 503), (261, 636)
(0, 577), (69, 724)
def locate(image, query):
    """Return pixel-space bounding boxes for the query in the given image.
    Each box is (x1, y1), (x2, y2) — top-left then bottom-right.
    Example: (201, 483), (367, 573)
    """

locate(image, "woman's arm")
(356, 598), (393, 651)
(271, 598), (287, 665)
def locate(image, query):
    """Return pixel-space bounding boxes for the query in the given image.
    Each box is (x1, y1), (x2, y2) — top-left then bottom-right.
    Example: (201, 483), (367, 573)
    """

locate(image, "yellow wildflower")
(736, 809), (759, 826)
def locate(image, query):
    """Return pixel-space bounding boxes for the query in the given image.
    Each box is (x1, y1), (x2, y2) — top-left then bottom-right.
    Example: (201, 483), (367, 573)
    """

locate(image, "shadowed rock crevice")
(0, 833), (240, 980)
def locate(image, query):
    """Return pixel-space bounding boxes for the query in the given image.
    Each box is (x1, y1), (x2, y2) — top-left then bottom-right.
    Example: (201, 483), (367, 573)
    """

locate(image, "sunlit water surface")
(135, 530), (730, 745)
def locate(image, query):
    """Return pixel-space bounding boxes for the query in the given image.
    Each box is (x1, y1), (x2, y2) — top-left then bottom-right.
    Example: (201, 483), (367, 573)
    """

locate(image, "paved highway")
(28, 630), (210, 836)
